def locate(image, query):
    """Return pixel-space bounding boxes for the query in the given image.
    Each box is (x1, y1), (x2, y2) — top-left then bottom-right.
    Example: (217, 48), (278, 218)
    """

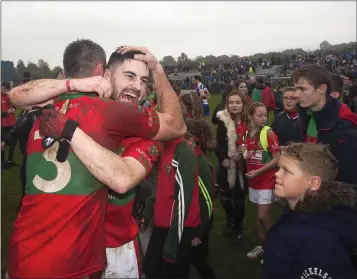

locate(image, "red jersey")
(106, 137), (162, 248)
(238, 128), (280, 190)
(155, 138), (200, 262)
(236, 121), (248, 145)
(8, 93), (160, 279)
(1, 93), (16, 127)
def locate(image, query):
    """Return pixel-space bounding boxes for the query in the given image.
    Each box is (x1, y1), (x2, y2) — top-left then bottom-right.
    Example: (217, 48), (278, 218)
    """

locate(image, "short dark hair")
(23, 72), (31, 79)
(194, 75), (202, 82)
(23, 72), (31, 83)
(292, 64), (332, 96)
(256, 76), (265, 84)
(330, 73), (343, 95)
(1, 81), (11, 90)
(107, 49), (145, 70)
(63, 39), (106, 78)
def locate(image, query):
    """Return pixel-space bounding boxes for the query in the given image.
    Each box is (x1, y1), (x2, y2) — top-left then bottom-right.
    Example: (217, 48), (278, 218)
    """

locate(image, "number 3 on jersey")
(32, 130), (71, 193)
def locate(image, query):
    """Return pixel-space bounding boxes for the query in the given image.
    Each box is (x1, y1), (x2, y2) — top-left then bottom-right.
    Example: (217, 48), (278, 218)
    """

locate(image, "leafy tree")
(161, 55), (177, 66)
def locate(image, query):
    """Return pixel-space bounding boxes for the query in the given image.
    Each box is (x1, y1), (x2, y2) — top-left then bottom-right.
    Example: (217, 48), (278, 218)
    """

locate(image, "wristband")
(66, 78), (72, 92)
(61, 119), (79, 142)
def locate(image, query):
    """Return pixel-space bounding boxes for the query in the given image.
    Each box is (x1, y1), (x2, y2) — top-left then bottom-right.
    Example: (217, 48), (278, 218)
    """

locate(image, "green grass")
(1, 98), (282, 278)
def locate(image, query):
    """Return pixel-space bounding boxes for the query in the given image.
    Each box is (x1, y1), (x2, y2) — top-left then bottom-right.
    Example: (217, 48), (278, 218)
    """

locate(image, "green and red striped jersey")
(7, 93), (160, 278)
(106, 137), (162, 248)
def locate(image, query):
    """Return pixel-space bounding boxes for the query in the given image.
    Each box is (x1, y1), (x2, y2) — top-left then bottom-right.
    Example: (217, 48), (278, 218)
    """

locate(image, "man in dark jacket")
(272, 87), (303, 146)
(293, 64), (357, 184)
(2, 110), (38, 202)
(1, 81), (17, 168)
(264, 142), (357, 279)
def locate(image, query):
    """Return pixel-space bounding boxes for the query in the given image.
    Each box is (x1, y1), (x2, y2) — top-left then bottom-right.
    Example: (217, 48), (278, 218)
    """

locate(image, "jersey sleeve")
(119, 138), (163, 176)
(163, 143), (197, 263)
(267, 129), (280, 155)
(102, 101), (160, 141)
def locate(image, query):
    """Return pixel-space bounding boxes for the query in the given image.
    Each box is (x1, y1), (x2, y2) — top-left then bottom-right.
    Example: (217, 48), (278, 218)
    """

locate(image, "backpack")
(243, 125), (270, 151)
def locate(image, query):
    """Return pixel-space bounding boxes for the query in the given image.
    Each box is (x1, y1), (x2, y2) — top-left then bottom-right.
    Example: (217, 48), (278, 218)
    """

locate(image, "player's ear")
(104, 69), (111, 81)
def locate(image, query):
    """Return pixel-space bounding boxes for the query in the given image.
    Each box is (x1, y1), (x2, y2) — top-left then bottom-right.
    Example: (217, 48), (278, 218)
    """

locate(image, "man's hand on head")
(117, 46), (161, 72)
(69, 76), (112, 99)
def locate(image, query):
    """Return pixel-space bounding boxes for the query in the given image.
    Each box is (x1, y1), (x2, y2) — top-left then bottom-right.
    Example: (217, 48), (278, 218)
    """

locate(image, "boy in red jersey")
(7, 41), (184, 279)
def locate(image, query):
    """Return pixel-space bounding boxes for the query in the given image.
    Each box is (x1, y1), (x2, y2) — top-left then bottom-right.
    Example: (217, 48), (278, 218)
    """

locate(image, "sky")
(1, 1), (356, 69)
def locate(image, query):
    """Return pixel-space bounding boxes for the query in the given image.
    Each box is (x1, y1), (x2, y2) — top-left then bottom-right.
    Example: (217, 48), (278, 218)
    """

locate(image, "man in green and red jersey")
(101, 49), (163, 278)
(143, 136), (201, 279)
(7, 41), (185, 279)
(105, 137), (163, 278)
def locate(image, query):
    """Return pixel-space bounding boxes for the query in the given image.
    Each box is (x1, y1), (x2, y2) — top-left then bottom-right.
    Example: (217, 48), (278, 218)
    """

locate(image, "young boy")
(263, 142), (357, 279)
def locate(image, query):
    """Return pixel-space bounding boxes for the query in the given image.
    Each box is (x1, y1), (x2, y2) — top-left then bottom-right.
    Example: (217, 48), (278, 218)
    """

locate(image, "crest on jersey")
(118, 146), (125, 156)
(148, 144), (159, 157)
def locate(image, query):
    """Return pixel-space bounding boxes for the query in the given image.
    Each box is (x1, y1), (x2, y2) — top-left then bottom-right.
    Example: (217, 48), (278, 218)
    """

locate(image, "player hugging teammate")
(6, 40), (186, 279)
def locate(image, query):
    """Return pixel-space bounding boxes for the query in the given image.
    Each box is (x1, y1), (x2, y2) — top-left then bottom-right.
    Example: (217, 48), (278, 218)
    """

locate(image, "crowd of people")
(282, 51), (357, 76)
(1, 39), (357, 279)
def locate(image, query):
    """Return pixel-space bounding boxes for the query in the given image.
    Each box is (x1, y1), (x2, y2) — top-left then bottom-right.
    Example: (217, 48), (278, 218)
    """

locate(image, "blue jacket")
(263, 182), (357, 279)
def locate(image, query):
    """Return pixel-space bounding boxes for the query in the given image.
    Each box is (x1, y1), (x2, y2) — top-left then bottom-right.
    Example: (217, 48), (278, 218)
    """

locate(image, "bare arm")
(9, 79), (66, 110)
(8, 77), (112, 110)
(152, 64), (187, 140)
(199, 89), (207, 100)
(70, 128), (147, 194)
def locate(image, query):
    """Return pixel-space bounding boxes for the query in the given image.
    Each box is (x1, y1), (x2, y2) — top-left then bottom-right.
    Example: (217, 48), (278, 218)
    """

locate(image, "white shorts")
(249, 188), (275, 205)
(103, 240), (140, 278)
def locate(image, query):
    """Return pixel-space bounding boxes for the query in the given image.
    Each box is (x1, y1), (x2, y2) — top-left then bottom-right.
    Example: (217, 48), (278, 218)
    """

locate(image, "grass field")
(1, 94), (282, 278)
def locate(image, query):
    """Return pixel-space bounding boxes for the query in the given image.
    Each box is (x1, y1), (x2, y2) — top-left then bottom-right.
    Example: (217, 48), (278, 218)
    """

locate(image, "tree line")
(160, 41), (357, 68)
(9, 41), (356, 84)
(13, 59), (63, 84)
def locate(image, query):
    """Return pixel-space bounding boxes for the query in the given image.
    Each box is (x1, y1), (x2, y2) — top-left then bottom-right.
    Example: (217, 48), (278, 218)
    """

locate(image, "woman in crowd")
(237, 102), (280, 263)
(233, 79), (252, 103)
(214, 90), (250, 240)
